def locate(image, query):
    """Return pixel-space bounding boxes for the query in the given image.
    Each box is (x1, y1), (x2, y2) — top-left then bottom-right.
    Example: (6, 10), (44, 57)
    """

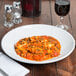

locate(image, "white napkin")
(0, 52), (30, 76)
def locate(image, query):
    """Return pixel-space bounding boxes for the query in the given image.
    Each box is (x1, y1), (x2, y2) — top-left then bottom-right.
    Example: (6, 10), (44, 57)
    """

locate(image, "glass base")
(56, 25), (69, 31)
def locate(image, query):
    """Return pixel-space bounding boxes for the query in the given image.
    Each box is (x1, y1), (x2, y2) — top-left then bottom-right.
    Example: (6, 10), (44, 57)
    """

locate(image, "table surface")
(0, 0), (76, 76)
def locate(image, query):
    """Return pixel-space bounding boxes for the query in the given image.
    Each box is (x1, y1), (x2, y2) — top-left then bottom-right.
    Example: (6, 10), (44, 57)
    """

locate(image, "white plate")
(1, 24), (75, 64)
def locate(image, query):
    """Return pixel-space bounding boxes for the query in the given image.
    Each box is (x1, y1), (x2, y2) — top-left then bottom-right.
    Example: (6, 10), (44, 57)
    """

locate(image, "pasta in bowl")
(15, 36), (61, 61)
(1, 24), (75, 64)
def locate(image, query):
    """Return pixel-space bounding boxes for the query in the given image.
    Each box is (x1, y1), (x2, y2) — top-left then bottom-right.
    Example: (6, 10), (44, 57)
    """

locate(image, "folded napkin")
(0, 52), (30, 76)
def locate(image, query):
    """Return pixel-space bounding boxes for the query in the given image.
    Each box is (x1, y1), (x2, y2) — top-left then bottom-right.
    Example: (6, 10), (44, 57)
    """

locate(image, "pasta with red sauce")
(15, 36), (61, 61)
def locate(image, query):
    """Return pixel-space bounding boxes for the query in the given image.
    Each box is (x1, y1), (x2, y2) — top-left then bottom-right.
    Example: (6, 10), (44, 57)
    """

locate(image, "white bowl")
(1, 24), (75, 64)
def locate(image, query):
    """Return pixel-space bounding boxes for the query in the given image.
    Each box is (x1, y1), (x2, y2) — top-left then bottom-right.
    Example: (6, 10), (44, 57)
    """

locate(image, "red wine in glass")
(21, 0), (41, 17)
(55, 0), (70, 16)
(55, 0), (70, 30)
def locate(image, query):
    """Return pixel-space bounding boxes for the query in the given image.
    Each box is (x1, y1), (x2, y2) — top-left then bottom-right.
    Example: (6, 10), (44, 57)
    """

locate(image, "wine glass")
(55, 0), (70, 30)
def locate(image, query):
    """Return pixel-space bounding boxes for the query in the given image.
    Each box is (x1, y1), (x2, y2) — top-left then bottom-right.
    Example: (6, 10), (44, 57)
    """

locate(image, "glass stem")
(60, 16), (64, 25)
